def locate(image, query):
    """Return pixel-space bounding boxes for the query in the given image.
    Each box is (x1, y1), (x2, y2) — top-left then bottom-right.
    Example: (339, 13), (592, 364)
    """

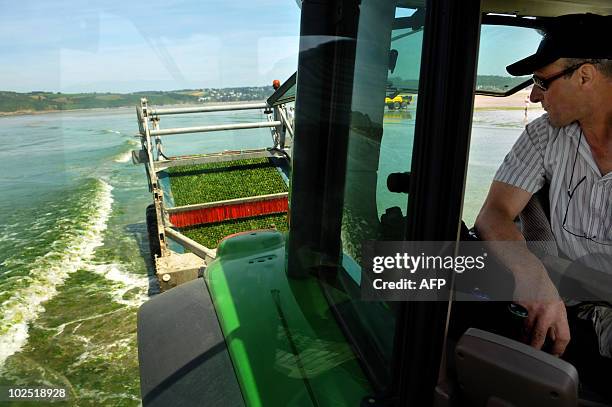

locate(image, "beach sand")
(474, 89), (539, 109)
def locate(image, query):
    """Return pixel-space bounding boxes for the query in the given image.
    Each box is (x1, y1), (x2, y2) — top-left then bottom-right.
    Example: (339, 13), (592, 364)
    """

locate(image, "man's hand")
(522, 301), (570, 356)
(514, 273), (571, 357)
(476, 182), (571, 356)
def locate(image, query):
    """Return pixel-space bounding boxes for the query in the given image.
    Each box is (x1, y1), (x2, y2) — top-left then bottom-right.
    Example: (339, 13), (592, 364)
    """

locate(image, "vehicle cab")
(137, 0), (612, 405)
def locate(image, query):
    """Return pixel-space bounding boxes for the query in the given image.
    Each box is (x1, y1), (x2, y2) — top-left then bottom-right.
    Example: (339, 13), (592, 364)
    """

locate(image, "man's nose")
(530, 85), (543, 103)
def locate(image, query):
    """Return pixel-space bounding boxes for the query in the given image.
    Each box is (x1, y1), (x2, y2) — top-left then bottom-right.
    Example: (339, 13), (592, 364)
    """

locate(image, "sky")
(477, 25), (542, 76)
(0, 1), (543, 93)
(0, 0), (302, 92)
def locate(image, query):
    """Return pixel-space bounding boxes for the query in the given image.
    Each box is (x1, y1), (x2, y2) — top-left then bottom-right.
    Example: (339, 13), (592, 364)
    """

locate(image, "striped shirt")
(494, 114), (612, 268)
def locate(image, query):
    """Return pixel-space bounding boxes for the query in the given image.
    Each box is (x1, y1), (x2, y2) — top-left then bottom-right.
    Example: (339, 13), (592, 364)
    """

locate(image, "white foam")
(72, 337), (132, 368)
(72, 388), (140, 404)
(113, 151), (132, 163)
(0, 180), (113, 369)
(0, 232), (19, 243)
(51, 308), (124, 338)
(90, 263), (148, 307)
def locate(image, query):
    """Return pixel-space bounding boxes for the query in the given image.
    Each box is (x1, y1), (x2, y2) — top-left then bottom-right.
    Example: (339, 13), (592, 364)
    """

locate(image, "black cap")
(506, 13), (612, 76)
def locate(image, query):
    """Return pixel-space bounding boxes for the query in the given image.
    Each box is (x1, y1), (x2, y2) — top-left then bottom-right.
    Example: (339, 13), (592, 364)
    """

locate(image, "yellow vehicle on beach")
(385, 94), (413, 109)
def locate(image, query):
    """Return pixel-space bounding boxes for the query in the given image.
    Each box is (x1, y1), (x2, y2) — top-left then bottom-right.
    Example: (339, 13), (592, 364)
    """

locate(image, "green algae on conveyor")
(180, 214), (288, 248)
(167, 158), (288, 206)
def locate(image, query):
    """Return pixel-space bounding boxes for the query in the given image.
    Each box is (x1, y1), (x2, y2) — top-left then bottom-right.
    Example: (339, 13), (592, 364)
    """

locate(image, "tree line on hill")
(388, 75), (528, 93)
(0, 87), (274, 113)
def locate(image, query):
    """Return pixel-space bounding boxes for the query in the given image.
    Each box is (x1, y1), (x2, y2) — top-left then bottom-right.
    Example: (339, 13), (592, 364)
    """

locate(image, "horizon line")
(0, 86), (278, 95)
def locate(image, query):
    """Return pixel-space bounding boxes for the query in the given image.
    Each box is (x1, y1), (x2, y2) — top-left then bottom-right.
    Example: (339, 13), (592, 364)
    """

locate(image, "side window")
(462, 25), (542, 226)
(475, 25), (540, 93)
(452, 23), (612, 405)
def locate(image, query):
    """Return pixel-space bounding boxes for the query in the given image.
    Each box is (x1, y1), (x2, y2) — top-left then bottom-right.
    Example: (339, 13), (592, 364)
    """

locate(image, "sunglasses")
(531, 63), (586, 91)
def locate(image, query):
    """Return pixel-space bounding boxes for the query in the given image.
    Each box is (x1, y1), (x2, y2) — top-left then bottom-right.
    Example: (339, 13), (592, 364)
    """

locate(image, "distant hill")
(475, 75), (529, 92)
(0, 87), (274, 114)
(387, 75), (528, 93)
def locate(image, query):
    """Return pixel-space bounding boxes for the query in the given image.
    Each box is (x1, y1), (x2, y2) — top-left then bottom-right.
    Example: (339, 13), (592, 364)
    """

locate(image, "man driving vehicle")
(475, 13), (612, 363)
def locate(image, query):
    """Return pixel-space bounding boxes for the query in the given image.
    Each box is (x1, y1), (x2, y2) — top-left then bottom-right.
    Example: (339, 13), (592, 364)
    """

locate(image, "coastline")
(0, 92), (538, 118)
(0, 100), (270, 118)
(0, 106), (134, 118)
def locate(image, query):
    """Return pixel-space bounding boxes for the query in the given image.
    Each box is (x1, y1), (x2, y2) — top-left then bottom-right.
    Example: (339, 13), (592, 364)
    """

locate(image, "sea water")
(0, 107), (275, 405)
(0, 104), (544, 405)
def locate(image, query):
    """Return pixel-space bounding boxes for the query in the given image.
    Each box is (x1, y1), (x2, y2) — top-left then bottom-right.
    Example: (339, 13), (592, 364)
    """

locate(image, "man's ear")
(577, 63), (596, 87)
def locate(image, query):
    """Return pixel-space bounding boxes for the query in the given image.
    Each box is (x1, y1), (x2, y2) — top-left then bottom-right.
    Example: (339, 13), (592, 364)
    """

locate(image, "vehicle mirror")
(387, 172), (410, 193)
(389, 49), (399, 73)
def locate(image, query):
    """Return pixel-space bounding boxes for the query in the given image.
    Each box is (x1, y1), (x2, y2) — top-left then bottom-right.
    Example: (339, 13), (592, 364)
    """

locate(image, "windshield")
(0, 1), (299, 404)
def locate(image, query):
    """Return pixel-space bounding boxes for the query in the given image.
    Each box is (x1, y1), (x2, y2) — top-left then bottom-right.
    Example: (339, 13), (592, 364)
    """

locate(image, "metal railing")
(135, 98), (293, 175)
(134, 95), (294, 262)
(149, 102), (268, 115)
(149, 121), (282, 137)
